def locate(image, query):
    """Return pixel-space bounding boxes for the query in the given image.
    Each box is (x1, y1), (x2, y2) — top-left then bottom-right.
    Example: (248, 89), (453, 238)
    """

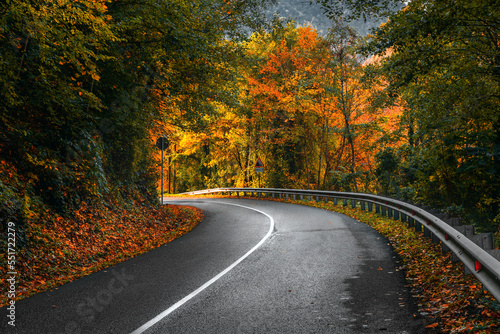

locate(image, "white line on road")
(129, 201), (275, 334)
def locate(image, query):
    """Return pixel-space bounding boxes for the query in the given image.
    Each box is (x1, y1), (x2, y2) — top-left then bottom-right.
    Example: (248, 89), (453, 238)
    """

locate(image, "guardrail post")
(292, 194), (296, 200)
(324, 196), (329, 203)
(400, 213), (407, 223)
(272, 193), (275, 199)
(343, 199), (348, 207)
(430, 229), (439, 243)
(470, 233), (494, 250)
(316, 196), (320, 202)
(351, 199), (356, 208)
(360, 201), (365, 210)
(455, 225), (475, 237)
(393, 210), (400, 221)
(300, 194), (304, 200)
(334, 198), (338, 205)
(443, 217), (461, 227)
(286, 194), (289, 201)
(414, 220), (422, 233)
(375, 204), (380, 214)
(367, 202), (373, 212)
(381, 206), (386, 216)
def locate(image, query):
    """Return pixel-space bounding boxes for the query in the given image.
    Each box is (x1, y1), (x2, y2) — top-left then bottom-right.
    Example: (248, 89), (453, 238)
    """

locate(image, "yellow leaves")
(178, 132), (208, 155)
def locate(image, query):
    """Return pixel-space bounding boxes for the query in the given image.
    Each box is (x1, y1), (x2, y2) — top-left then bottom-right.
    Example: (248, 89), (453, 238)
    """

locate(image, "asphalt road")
(1, 198), (427, 333)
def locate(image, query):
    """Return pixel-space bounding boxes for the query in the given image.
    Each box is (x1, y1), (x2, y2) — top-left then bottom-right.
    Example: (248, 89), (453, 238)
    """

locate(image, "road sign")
(255, 158), (264, 173)
(254, 157), (264, 187)
(156, 136), (169, 150)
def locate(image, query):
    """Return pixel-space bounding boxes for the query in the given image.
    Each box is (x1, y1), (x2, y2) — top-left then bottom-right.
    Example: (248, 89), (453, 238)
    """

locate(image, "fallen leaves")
(304, 200), (500, 334)
(206, 193), (500, 334)
(0, 198), (203, 307)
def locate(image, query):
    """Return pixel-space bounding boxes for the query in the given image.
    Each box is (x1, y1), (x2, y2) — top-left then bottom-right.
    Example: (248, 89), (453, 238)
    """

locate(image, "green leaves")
(363, 0), (500, 229)
(0, 0), (277, 214)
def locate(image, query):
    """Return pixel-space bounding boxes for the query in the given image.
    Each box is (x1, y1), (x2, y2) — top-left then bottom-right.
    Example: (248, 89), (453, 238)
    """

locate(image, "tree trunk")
(303, 136), (311, 189)
(318, 117), (324, 189)
(323, 118), (330, 189)
(339, 52), (358, 192)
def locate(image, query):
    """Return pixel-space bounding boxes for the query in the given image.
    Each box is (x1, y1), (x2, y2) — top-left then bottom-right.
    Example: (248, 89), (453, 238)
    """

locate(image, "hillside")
(265, 0), (387, 35)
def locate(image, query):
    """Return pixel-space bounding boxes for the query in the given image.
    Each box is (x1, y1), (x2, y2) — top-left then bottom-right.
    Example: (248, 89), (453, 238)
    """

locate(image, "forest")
(1, 0), (499, 244)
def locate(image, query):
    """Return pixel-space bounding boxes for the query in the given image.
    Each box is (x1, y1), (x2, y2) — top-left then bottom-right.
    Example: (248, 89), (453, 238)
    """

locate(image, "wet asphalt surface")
(1, 198), (427, 333)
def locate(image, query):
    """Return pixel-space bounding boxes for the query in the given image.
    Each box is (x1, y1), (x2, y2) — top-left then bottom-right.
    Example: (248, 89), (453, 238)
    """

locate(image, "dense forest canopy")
(1, 0), (499, 236)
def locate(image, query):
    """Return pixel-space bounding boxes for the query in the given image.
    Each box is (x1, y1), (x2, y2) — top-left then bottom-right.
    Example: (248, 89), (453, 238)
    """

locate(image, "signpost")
(254, 157), (264, 188)
(156, 136), (169, 204)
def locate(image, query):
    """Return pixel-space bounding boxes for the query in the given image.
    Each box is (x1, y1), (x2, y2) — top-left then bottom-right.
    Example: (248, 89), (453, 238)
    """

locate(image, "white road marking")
(129, 201), (275, 334)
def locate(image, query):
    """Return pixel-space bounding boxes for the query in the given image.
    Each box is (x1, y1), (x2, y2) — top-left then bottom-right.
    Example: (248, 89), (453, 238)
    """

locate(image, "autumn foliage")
(170, 22), (401, 193)
(0, 0), (268, 305)
(2, 0), (499, 324)
(0, 161), (203, 307)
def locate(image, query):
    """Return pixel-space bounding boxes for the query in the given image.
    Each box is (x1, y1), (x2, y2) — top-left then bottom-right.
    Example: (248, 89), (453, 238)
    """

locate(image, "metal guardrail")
(180, 187), (500, 302)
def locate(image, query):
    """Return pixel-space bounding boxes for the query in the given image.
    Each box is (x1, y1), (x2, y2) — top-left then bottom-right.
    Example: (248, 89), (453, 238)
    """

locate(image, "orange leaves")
(0, 198), (203, 307)
(296, 26), (318, 51)
(275, 197), (500, 333)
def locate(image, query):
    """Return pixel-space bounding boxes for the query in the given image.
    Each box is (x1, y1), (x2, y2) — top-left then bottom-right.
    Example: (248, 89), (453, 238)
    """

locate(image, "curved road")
(2, 198), (426, 333)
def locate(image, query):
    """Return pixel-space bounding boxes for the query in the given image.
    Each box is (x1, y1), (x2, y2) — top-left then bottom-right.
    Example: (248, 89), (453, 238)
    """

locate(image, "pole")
(161, 141), (164, 205)
(173, 144), (177, 194)
(168, 156), (171, 194)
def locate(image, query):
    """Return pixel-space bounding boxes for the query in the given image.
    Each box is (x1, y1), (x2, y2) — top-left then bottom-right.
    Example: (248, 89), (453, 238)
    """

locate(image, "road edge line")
(129, 201), (274, 334)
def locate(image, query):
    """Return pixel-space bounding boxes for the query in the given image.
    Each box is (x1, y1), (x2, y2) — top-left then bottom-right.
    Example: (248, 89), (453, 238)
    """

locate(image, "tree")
(1, 0), (117, 213)
(0, 0), (277, 219)
(364, 0), (500, 230)
(312, 0), (404, 22)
